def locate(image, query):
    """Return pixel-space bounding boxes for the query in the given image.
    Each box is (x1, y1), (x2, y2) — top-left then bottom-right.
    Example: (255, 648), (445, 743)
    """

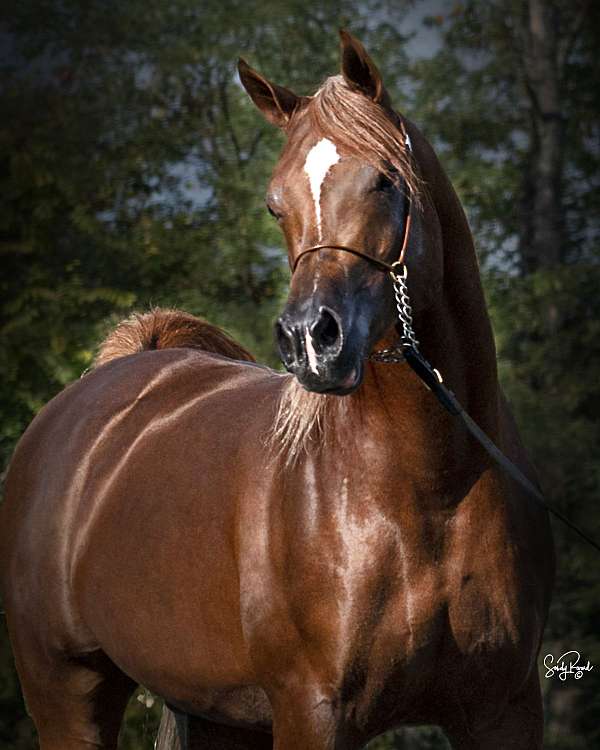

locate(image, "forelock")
(306, 75), (421, 202)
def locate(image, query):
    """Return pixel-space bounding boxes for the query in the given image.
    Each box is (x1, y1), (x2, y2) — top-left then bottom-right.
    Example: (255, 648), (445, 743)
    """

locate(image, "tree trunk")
(519, 0), (565, 272)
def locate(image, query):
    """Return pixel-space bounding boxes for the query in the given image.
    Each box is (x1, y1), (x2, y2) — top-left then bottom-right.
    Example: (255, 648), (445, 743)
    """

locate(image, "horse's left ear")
(339, 29), (391, 107)
(238, 59), (299, 128)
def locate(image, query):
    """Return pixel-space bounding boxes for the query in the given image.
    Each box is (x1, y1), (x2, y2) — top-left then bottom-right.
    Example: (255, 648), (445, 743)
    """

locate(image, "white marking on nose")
(303, 138), (340, 242)
(305, 327), (319, 374)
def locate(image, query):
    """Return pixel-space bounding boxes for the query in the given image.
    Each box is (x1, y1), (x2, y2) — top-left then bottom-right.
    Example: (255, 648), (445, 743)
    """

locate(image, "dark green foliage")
(0, 619), (36, 749)
(118, 691), (163, 750)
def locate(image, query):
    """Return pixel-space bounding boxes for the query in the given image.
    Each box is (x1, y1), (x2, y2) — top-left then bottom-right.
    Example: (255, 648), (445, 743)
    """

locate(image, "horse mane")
(93, 308), (255, 368)
(268, 378), (349, 466)
(307, 75), (422, 201)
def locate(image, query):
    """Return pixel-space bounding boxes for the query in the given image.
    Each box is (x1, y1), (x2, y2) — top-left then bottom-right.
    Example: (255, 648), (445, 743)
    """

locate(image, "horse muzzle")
(275, 305), (363, 394)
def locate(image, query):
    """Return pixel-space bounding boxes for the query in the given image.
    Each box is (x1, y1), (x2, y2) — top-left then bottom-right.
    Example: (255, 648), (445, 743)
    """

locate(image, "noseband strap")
(292, 244), (393, 274)
(291, 209), (412, 275)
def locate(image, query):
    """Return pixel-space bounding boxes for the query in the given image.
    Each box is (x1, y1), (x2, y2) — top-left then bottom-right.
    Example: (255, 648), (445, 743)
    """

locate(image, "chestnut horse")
(1, 31), (553, 750)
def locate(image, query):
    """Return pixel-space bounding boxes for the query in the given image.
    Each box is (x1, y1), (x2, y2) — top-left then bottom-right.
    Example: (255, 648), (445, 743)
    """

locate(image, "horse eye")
(266, 203), (282, 220)
(374, 172), (395, 192)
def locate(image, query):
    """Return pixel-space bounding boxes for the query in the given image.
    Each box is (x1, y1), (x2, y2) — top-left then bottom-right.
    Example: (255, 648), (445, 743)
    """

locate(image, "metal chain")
(391, 263), (420, 350)
(370, 262), (419, 363)
(370, 346), (406, 363)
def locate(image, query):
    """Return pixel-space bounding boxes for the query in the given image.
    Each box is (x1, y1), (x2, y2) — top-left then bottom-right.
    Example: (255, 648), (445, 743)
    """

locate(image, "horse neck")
(424, 166), (499, 431)
(357, 167), (500, 486)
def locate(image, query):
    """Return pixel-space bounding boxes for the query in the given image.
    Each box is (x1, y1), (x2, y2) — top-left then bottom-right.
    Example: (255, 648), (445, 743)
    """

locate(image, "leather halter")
(291, 210), (412, 276)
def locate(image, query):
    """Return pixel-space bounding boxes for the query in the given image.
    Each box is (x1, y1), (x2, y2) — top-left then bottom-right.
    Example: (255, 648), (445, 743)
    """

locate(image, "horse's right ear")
(339, 29), (391, 108)
(238, 59), (299, 128)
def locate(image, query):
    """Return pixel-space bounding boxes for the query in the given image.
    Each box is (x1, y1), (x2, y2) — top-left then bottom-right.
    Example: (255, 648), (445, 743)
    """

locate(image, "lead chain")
(391, 265), (420, 350)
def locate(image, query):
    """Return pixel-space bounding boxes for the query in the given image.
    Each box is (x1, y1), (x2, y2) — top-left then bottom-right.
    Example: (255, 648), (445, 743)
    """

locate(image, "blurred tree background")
(0, 1), (598, 748)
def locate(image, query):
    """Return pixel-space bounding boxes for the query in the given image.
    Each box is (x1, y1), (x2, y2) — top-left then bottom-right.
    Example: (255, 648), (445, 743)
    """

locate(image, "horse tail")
(154, 706), (181, 750)
(93, 308), (255, 368)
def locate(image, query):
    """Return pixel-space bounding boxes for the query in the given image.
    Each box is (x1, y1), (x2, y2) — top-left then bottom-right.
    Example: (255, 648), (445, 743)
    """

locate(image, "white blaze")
(303, 137), (340, 241)
(305, 327), (319, 374)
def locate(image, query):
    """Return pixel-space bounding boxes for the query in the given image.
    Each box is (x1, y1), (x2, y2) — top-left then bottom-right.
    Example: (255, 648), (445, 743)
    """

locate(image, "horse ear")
(339, 29), (390, 106)
(238, 59), (299, 128)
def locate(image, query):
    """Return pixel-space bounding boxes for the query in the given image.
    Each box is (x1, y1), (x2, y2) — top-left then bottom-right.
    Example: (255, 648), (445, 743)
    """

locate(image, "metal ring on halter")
(389, 261), (407, 280)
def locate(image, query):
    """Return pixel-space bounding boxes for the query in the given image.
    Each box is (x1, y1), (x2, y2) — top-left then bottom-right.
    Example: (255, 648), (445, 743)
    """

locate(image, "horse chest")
(234, 447), (546, 739)
(242, 488), (445, 679)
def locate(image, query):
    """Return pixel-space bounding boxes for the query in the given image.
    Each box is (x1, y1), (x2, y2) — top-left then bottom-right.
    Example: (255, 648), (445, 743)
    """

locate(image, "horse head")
(239, 30), (443, 394)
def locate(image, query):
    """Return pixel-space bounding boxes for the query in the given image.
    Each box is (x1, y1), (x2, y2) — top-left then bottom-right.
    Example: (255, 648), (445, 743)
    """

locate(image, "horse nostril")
(275, 319), (296, 367)
(311, 307), (342, 355)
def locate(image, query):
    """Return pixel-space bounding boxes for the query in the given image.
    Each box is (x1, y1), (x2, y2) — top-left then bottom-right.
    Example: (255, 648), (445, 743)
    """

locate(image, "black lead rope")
(402, 343), (600, 555)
